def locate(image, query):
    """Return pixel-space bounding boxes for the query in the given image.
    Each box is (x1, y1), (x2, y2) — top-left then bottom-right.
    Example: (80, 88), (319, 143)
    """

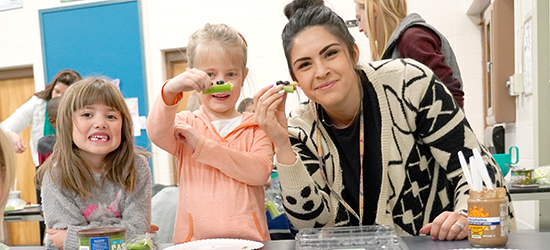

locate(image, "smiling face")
(289, 26), (360, 109)
(198, 46), (247, 120)
(72, 103), (122, 167)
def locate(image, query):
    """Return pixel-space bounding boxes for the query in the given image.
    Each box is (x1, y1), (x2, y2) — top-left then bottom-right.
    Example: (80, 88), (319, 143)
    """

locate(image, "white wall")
(506, 0), (550, 231)
(141, 0), (487, 183)
(0, 0), (487, 192)
(6, 0), (544, 233)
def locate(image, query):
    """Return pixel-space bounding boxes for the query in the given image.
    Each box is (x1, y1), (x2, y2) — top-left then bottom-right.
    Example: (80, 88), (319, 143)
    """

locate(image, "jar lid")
(77, 227), (126, 237)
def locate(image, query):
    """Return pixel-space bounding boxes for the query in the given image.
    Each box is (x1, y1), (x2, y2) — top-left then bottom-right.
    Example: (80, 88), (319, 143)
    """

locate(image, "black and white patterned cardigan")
(275, 59), (516, 236)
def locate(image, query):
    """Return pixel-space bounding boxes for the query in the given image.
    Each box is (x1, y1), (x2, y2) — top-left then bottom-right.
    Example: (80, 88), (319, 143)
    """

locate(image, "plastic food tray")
(295, 225), (409, 250)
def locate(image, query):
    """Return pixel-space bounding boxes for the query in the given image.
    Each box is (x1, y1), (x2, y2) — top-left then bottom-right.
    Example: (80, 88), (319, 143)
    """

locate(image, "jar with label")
(78, 227), (126, 250)
(467, 187), (508, 246)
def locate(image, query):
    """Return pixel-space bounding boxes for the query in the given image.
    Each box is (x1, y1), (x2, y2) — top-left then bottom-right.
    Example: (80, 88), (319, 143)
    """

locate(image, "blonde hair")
(355, 0), (407, 60)
(35, 78), (147, 199)
(0, 129), (16, 241)
(186, 23), (248, 71)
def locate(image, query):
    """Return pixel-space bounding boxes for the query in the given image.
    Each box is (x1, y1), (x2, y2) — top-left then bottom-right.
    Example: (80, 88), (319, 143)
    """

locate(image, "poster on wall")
(0, 0), (22, 11)
(125, 97), (142, 137)
(523, 18), (533, 95)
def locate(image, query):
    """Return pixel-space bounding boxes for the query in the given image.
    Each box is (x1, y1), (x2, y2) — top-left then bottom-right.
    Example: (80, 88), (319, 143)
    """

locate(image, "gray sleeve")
(120, 155), (152, 239)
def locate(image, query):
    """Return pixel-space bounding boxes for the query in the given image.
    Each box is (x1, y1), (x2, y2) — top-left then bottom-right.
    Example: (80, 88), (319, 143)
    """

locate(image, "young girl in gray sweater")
(35, 78), (152, 249)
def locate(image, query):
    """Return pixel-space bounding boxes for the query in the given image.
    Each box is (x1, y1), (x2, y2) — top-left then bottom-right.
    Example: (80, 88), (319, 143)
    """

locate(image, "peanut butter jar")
(467, 187), (508, 246)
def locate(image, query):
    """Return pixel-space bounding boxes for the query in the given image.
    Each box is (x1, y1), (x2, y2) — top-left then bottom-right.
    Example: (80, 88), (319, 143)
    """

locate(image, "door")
(40, 0), (150, 151)
(0, 69), (41, 245)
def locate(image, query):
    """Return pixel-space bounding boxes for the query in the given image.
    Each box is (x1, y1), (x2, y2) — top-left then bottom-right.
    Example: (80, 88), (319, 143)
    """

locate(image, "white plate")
(165, 238), (264, 250)
(4, 205), (25, 211)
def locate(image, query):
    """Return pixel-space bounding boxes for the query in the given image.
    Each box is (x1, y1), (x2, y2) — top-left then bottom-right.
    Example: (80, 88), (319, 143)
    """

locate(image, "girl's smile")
(72, 103), (122, 168)
(211, 92), (231, 101)
(197, 47), (248, 121)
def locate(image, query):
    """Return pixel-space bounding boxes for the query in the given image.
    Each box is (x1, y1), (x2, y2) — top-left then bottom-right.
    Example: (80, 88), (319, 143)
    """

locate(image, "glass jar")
(78, 227), (126, 250)
(467, 187), (508, 246)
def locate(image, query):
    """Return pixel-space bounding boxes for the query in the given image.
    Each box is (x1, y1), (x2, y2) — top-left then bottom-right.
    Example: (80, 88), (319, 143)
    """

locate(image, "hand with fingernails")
(253, 84), (296, 165)
(419, 210), (469, 241)
(162, 68), (212, 105)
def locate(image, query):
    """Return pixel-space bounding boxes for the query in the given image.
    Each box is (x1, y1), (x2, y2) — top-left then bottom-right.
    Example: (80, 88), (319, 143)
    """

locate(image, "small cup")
(511, 167), (535, 185)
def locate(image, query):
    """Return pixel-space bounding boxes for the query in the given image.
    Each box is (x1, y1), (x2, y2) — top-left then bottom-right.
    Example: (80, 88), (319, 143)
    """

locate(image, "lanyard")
(316, 97), (364, 223)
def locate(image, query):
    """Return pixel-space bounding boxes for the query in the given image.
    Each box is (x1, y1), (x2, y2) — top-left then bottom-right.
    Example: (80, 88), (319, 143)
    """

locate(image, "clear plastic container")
(5, 191), (27, 210)
(295, 225), (409, 250)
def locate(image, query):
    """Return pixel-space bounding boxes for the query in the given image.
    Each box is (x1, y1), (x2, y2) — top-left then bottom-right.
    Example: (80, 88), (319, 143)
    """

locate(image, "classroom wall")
(2, 0), (545, 232)
(142, 0), (487, 183)
(0, 0), (498, 215)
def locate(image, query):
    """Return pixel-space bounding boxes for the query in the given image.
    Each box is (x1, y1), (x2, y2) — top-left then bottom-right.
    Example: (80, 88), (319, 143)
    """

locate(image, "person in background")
(35, 78), (152, 249)
(147, 23), (273, 243)
(2, 69), (81, 162)
(237, 97), (255, 113)
(254, 0), (515, 241)
(37, 97), (62, 165)
(35, 96), (62, 245)
(354, 0), (464, 108)
(0, 129), (17, 244)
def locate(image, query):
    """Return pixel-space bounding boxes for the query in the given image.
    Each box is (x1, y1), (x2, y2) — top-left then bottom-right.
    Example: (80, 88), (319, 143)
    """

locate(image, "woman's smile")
(315, 80), (337, 91)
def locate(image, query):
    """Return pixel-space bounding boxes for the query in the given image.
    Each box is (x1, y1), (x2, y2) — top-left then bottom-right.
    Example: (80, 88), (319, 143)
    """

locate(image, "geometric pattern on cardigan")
(281, 59), (516, 236)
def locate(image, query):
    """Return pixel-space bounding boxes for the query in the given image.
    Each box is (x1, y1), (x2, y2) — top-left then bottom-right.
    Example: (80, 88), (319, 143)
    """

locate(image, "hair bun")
(283, 0), (325, 19)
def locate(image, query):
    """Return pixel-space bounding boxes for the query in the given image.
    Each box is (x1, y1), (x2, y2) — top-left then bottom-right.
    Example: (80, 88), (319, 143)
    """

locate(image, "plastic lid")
(77, 227), (126, 237)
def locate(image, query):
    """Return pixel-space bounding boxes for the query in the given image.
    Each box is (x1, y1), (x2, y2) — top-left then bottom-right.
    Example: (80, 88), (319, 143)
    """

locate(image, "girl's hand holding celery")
(162, 68), (211, 105)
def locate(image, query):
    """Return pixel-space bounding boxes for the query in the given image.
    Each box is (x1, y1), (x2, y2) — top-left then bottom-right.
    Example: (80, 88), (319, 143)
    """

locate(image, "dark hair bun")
(283, 0), (325, 19)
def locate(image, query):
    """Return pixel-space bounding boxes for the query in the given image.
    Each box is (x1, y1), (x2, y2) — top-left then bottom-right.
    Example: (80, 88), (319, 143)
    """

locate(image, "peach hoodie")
(147, 89), (273, 243)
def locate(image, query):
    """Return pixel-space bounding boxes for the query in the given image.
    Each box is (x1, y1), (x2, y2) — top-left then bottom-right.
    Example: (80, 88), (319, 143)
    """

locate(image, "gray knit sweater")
(41, 155), (151, 249)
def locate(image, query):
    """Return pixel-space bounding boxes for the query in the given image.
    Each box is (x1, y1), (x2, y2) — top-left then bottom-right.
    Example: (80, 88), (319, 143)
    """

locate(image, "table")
(3, 206), (43, 223)
(509, 184), (550, 229)
(7, 232), (549, 249)
(152, 231), (550, 250)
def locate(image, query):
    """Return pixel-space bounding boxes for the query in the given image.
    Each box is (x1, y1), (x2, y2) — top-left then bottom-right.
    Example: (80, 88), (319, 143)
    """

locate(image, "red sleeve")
(397, 26), (464, 107)
(38, 152), (52, 166)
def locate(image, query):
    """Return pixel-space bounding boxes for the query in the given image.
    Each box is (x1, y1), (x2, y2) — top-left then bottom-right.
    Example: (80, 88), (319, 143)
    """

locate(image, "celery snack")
(276, 80), (299, 93)
(203, 80), (233, 94)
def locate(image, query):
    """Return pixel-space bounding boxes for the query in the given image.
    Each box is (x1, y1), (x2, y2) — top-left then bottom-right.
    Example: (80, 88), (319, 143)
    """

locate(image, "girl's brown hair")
(355, 0), (407, 61)
(35, 77), (146, 199)
(35, 69), (81, 101)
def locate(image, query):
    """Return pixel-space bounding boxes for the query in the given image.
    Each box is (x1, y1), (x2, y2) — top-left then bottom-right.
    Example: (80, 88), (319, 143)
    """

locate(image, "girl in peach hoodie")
(147, 23), (273, 243)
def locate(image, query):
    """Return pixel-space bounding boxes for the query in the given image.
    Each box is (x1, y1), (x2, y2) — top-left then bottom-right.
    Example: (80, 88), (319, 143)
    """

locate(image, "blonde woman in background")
(0, 129), (17, 243)
(354, 0), (464, 108)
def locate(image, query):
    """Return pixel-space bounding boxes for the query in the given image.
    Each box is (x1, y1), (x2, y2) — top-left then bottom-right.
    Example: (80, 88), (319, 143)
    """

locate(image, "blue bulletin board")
(39, 0), (150, 153)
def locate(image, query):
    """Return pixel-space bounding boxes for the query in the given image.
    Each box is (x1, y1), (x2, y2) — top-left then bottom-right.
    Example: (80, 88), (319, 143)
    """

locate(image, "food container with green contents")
(78, 227), (126, 250)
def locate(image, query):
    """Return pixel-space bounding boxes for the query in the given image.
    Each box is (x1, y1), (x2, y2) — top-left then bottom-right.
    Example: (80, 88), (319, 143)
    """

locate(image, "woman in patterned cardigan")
(253, 0), (516, 241)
